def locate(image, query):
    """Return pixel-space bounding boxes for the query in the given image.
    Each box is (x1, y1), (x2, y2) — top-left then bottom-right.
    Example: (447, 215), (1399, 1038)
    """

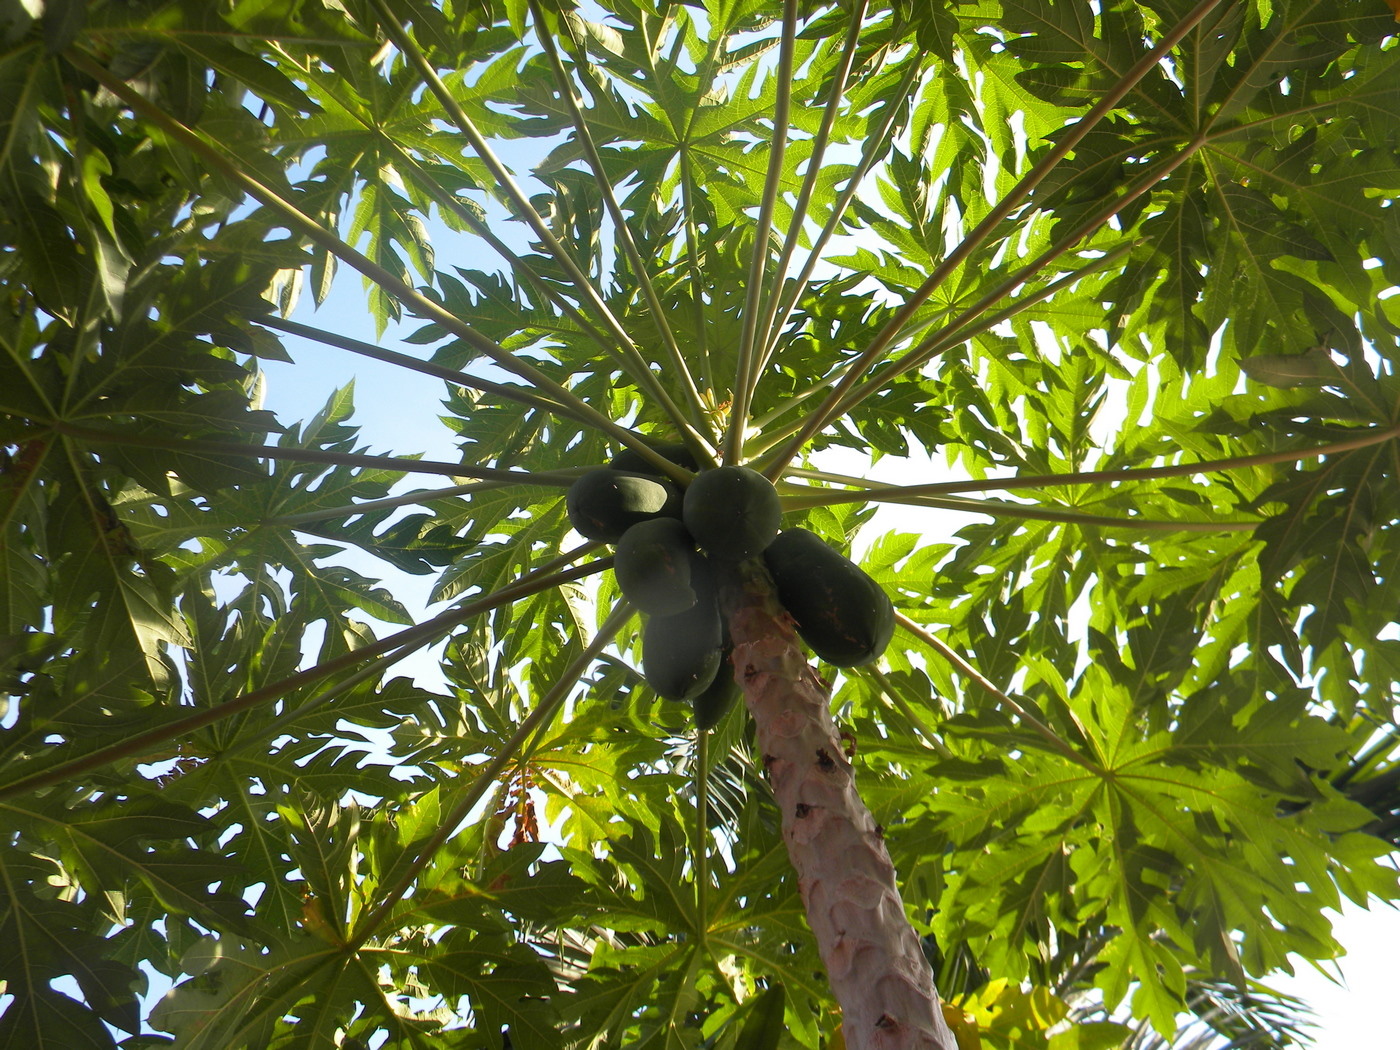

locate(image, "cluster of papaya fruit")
(565, 442), (895, 729)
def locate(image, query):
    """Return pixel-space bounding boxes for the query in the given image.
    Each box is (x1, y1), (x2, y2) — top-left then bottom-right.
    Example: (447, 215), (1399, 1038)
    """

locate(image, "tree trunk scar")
(721, 559), (958, 1050)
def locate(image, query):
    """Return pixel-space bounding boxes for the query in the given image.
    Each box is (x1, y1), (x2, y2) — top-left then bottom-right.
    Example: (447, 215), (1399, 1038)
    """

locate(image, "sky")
(1270, 899), (1400, 1049)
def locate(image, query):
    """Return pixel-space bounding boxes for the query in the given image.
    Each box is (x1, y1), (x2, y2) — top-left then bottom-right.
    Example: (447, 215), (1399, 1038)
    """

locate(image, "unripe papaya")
(764, 528), (894, 667)
(615, 518), (700, 616)
(682, 466), (781, 561)
(610, 441), (700, 475)
(691, 648), (739, 731)
(643, 578), (724, 701)
(566, 468), (680, 542)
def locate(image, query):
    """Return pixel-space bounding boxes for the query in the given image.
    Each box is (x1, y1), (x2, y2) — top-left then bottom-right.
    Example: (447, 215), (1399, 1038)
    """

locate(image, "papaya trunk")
(722, 561), (958, 1050)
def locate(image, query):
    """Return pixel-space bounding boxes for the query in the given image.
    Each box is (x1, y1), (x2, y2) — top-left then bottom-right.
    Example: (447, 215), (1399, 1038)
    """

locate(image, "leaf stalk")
(788, 423), (1400, 500)
(368, 0), (710, 457)
(725, 0), (799, 464)
(764, 0), (1228, 478)
(0, 556), (613, 800)
(754, 0), (870, 378)
(347, 600), (635, 948)
(65, 49), (685, 482)
(894, 614), (1091, 771)
(258, 315), (589, 426)
(527, 0), (712, 437)
(46, 421), (580, 484)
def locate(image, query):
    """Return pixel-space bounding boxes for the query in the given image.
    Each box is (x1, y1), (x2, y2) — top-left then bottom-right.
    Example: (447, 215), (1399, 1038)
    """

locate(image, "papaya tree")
(2, 0), (1399, 1048)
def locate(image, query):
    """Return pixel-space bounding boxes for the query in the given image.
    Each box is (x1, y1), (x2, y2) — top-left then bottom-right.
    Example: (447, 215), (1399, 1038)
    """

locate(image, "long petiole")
(679, 152), (714, 395)
(67, 51), (688, 483)
(895, 614), (1092, 771)
(825, 141), (1205, 422)
(47, 421), (581, 484)
(269, 43), (617, 353)
(759, 56), (923, 371)
(384, 144), (615, 351)
(348, 600), (635, 948)
(145, 480), (528, 544)
(0, 555), (615, 800)
(370, 0), (708, 451)
(259, 315), (590, 426)
(726, 0), (799, 464)
(695, 728), (711, 946)
(783, 422), (1400, 500)
(216, 634), (428, 759)
(746, 355), (864, 435)
(260, 480), (520, 529)
(819, 242), (1140, 427)
(782, 488), (1259, 532)
(528, 0), (711, 436)
(863, 667), (954, 759)
(753, 0), (869, 382)
(764, 0), (1228, 479)
(750, 244), (1135, 458)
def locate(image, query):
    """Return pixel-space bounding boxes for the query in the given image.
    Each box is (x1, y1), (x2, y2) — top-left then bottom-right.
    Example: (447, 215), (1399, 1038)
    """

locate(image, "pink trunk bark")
(722, 561), (958, 1050)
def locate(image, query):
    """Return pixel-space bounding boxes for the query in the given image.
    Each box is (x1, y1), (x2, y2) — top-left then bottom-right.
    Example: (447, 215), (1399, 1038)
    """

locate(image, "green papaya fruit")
(763, 527), (894, 667)
(642, 573), (723, 701)
(614, 518), (700, 616)
(682, 466), (781, 561)
(566, 468), (680, 542)
(610, 440), (700, 475)
(691, 647), (739, 731)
